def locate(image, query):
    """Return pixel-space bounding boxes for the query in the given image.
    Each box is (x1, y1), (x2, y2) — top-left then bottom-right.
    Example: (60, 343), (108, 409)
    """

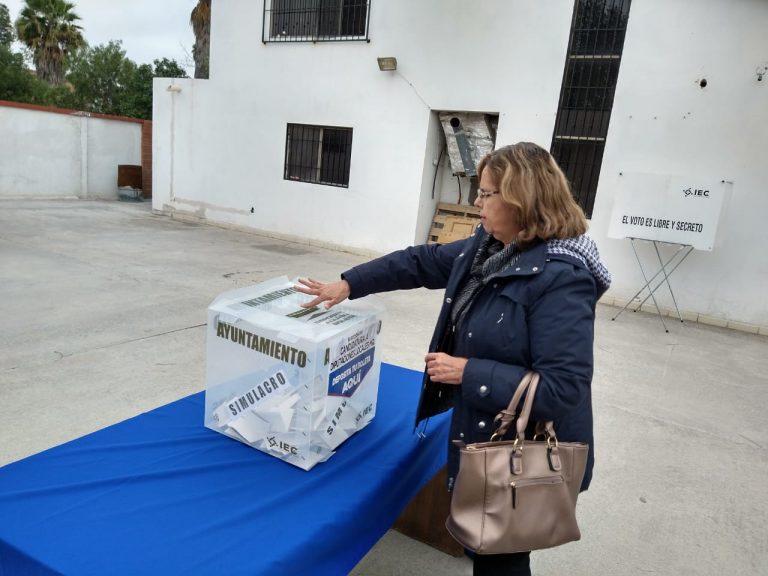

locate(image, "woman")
(296, 142), (610, 576)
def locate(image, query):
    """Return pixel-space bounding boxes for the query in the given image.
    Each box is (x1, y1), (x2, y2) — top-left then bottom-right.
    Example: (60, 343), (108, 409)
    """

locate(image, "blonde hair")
(477, 142), (587, 246)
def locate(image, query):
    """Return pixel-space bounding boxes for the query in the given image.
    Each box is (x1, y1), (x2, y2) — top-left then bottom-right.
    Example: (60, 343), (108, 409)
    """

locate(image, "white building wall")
(590, 0), (768, 328)
(152, 0), (768, 327)
(152, 0), (573, 253)
(0, 106), (81, 198)
(415, 113), (448, 243)
(86, 117), (142, 198)
(0, 104), (142, 199)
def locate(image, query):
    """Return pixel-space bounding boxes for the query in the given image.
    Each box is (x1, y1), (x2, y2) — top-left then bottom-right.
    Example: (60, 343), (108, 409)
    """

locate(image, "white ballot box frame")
(204, 276), (384, 470)
(611, 238), (694, 333)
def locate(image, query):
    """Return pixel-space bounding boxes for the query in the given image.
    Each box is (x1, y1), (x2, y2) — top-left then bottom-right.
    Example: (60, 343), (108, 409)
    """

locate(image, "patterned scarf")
(547, 235), (612, 293)
(450, 235), (523, 330)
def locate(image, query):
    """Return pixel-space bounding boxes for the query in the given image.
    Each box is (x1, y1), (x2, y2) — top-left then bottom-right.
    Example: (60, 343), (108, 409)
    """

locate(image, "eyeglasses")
(477, 189), (500, 200)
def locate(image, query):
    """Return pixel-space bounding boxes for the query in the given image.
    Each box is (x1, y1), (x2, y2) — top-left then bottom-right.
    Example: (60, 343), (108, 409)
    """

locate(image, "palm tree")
(15, 0), (85, 85)
(190, 0), (210, 79)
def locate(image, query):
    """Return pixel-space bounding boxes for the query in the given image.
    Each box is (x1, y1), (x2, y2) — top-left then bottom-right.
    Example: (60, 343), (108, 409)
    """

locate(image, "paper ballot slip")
(204, 276), (384, 470)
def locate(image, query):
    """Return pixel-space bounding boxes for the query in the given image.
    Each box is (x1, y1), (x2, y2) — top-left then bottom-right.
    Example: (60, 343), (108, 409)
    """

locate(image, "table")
(0, 364), (450, 576)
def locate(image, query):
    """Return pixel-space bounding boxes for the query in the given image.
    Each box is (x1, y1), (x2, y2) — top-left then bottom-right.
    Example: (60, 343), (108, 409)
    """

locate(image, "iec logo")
(682, 187), (710, 198)
(328, 348), (375, 397)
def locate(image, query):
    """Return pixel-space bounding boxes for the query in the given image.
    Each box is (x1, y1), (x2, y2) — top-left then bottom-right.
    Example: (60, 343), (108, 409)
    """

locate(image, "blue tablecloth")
(0, 363), (450, 576)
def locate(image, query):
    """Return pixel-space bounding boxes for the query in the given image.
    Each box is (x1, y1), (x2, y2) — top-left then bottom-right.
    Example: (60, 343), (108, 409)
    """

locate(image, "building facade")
(152, 0), (768, 330)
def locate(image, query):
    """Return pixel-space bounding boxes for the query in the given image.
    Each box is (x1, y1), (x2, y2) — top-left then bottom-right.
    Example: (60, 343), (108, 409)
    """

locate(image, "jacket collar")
(499, 240), (548, 277)
(465, 230), (548, 279)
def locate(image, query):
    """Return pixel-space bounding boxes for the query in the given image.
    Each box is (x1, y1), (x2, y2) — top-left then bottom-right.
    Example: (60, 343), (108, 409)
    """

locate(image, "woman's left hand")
(425, 352), (468, 385)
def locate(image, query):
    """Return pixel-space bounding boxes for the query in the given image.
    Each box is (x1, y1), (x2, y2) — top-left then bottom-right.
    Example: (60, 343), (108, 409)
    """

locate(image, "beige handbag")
(445, 372), (588, 554)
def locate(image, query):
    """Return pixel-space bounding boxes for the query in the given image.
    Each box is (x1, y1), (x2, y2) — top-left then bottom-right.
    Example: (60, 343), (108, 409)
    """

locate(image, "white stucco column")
(79, 114), (89, 198)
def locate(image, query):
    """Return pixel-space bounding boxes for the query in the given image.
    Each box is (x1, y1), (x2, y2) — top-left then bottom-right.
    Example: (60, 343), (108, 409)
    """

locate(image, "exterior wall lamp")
(377, 57), (397, 72)
(167, 84), (183, 93)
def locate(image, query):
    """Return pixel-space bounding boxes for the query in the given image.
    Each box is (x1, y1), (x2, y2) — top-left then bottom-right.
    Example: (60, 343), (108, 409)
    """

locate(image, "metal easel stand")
(611, 238), (695, 333)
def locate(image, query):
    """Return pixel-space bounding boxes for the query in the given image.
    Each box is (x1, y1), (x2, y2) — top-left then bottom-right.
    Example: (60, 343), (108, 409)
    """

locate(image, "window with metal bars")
(263, 0), (370, 43)
(550, 0), (632, 217)
(284, 124), (353, 187)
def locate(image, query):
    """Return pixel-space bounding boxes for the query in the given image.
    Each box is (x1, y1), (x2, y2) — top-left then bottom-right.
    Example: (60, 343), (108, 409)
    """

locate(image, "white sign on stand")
(608, 173), (731, 331)
(608, 173), (729, 250)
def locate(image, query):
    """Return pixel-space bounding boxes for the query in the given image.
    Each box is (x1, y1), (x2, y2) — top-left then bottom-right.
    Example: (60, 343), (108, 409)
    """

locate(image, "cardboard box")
(204, 277), (384, 470)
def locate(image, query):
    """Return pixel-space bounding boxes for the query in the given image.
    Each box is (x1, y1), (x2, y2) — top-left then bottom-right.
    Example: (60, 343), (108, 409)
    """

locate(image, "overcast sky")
(4, 0), (198, 73)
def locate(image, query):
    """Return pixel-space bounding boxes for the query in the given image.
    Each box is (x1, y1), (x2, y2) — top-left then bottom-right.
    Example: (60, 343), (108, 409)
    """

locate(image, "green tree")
(0, 44), (46, 102)
(190, 0), (210, 79)
(154, 57), (187, 79)
(43, 81), (78, 107)
(66, 40), (135, 114)
(15, 0), (85, 85)
(0, 3), (14, 47)
(120, 62), (153, 118)
(0, 42), (77, 106)
(121, 58), (187, 119)
(67, 42), (187, 119)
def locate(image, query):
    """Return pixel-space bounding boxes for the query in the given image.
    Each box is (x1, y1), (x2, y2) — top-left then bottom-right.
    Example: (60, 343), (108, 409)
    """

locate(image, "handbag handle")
(491, 372), (559, 445)
(491, 371), (537, 440)
(512, 374), (563, 473)
(489, 372), (563, 474)
(514, 373), (540, 442)
(514, 379), (559, 447)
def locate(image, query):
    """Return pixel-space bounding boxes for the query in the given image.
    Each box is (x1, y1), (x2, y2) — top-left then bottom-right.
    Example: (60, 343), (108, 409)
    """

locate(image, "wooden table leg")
(393, 466), (464, 557)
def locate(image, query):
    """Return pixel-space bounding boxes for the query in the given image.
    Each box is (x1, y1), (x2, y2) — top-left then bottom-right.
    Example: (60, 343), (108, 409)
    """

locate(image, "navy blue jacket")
(342, 227), (602, 491)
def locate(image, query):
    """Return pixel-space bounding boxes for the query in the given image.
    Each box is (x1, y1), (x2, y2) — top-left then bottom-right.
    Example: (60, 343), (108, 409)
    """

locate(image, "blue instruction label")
(327, 348), (375, 397)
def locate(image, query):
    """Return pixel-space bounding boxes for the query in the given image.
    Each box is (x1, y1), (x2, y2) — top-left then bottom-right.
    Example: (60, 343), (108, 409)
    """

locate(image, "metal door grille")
(551, 0), (632, 217)
(284, 124), (353, 187)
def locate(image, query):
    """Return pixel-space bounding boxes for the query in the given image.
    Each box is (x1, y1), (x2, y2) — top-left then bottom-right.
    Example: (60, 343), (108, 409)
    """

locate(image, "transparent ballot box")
(204, 277), (384, 470)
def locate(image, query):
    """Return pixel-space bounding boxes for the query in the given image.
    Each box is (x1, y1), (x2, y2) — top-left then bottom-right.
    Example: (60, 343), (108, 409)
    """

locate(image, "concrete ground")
(1, 199), (766, 576)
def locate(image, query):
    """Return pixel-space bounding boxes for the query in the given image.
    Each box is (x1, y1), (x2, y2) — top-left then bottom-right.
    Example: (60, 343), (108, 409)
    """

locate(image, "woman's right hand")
(295, 277), (351, 309)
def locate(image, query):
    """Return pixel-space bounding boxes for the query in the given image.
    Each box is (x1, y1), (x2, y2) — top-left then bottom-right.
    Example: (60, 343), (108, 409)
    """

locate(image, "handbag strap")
(487, 372), (564, 475)
(514, 372), (540, 441)
(518, 382), (558, 447)
(491, 371), (536, 440)
(512, 375), (563, 473)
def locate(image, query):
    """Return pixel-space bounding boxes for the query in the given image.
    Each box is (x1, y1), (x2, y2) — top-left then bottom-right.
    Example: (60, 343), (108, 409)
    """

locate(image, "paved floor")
(1, 199), (766, 576)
